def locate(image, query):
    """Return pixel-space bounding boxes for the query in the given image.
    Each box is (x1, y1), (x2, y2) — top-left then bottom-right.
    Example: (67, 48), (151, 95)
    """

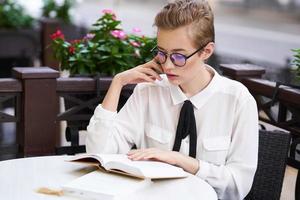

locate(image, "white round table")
(0, 156), (217, 200)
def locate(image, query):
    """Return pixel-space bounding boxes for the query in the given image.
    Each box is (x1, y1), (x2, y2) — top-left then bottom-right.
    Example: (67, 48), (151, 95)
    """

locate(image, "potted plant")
(0, 0), (39, 77)
(50, 9), (156, 76)
(50, 9), (156, 112)
(40, 0), (87, 69)
(291, 48), (300, 86)
(292, 49), (300, 76)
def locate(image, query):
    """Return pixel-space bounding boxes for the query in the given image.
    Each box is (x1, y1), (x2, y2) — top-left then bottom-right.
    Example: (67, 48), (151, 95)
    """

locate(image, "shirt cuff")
(195, 159), (210, 180)
(94, 104), (117, 120)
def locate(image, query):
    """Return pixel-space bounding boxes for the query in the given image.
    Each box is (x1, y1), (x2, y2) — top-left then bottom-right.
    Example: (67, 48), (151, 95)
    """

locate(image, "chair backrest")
(244, 130), (291, 200)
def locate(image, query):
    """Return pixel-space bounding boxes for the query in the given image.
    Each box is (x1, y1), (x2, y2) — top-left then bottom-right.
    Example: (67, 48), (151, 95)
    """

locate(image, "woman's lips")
(166, 73), (179, 79)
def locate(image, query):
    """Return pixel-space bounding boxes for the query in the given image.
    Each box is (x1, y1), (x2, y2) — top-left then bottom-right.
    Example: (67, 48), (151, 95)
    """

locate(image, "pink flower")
(110, 30), (120, 38)
(70, 39), (82, 44)
(102, 9), (114, 15)
(130, 41), (140, 47)
(102, 9), (117, 20)
(50, 29), (65, 40)
(84, 33), (95, 40)
(132, 27), (141, 33)
(69, 46), (76, 54)
(110, 30), (127, 40)
(117, 31), (126, 40)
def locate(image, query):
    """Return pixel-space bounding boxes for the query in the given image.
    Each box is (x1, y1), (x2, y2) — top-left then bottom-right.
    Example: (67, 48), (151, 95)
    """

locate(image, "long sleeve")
(86, 84), (147, 154)
(196, 97), (259, 200)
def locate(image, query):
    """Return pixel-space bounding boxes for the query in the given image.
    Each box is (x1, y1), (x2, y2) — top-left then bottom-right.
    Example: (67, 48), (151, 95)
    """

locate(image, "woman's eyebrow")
(157, 46), (166, 51)
(172, 48), (186, 52)
(157, 46), (186, 52)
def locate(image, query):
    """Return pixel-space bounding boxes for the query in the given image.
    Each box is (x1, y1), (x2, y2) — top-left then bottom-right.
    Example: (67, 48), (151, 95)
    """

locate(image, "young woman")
(86, 0), (258, 199)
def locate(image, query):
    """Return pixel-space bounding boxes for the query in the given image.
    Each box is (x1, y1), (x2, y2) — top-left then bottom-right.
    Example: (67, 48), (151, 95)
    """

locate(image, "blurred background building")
(12, 0), (300, 83)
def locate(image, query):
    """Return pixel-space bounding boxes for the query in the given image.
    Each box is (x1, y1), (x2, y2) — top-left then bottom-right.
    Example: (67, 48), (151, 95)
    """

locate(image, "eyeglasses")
(151, 42), (209, 67)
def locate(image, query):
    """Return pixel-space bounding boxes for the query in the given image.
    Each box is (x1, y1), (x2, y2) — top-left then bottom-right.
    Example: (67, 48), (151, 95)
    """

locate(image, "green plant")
(292, 48), (300, 77)
(50, 9), (156, 76)
(0, 0), (35, 29)
(42, 0), (75, 24)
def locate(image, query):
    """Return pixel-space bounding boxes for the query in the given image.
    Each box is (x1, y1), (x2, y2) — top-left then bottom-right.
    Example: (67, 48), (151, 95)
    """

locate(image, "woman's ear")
(200, 42), (215, 60)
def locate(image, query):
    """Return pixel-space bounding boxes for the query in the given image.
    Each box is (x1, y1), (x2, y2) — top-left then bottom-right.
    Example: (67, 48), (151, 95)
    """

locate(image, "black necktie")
(172, 100), (197, 158)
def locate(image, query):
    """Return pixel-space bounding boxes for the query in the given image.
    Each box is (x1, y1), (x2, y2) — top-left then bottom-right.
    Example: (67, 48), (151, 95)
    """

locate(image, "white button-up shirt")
(86, 65), (258, 200)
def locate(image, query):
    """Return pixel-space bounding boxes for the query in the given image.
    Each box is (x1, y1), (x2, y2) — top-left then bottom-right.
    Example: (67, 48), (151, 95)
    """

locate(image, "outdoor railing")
(220, 64), (300, 136)
(0, 78), (22, 158)
(0, 67), (135, 158)
(56, 76), (134, 155)
(0, 65), (299, 162)
(220, 63), (300, 198)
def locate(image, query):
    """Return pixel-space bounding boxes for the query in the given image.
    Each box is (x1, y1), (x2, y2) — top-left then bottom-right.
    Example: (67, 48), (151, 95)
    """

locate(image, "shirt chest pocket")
(145, 123), (173, 150)
(202, 136), (231, 165)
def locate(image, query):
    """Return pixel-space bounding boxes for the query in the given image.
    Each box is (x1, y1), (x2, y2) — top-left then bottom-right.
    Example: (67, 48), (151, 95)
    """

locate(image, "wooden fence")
(0, 65), (299, 168)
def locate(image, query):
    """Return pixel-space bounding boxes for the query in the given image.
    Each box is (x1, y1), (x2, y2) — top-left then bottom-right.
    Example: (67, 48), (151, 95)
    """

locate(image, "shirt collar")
(168, 65), (221, 109)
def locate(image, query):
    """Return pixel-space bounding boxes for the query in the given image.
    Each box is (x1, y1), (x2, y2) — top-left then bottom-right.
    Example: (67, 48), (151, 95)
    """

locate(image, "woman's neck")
(180, 65), (214, 98)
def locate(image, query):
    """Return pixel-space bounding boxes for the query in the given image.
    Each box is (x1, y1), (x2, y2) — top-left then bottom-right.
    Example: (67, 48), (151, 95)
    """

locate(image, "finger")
(143, 153), (156, 160)
(139, 68), (162, 81)
(130, 149), (160, 161)
(128, 148), (154, 157)
(128, 70), (154, 84)
(143, 151), (160, 159)
(131, 79), (152, 84)
(150, 60), (163, 74)
(127, 149), (144, 157)
(127, 149), (141, 155)
(128, 151), (147, 160)
(143, 60), (163, 74)
(132, 153), (148, 161)
(136, 73), (155, 83)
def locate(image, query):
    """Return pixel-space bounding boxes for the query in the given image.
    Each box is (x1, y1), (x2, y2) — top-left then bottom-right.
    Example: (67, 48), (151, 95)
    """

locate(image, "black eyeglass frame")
(151, 42), (210, 67)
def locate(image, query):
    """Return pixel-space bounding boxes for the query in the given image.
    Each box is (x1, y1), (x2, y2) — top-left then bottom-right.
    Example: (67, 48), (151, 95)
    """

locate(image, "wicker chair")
(244, 130), (291, 200)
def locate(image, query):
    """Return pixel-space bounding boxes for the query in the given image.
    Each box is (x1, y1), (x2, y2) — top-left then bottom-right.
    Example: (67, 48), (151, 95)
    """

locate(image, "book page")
(63, 170), (151, 200)
(103, 156), (188, 179)
(68, 154), (104, 166)
(69, 154), (188, 179)
(97, 154), (131, 166)
(124, 161), (188, 179)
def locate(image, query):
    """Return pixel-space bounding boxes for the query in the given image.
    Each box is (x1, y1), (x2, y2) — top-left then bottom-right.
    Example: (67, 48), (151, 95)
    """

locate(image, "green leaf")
(80, 49), (89, 54)
(69, 57), (76, 62)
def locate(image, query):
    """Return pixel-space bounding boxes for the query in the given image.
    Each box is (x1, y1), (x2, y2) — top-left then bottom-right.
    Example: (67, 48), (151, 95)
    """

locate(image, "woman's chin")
(167, 79), (181, 86)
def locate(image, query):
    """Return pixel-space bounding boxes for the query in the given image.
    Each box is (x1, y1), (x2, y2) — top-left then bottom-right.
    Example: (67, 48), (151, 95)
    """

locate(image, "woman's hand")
(127, 148), (179, 165)
(114, 60), (163, 87)
(101, 60), (162, 112)
(127, 148), (200, 174)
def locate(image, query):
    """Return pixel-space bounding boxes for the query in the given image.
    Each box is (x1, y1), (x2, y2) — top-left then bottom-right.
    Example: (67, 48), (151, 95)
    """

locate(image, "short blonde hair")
(154, 0), (214, 48)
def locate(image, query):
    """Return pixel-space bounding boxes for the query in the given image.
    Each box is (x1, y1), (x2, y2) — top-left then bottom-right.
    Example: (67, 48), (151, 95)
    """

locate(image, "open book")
(63, 170), (151, 200)
(68, 153), (188, 179)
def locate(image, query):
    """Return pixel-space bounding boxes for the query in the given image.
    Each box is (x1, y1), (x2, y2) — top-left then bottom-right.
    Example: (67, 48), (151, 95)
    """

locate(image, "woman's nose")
(162, 57), (175, 71)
